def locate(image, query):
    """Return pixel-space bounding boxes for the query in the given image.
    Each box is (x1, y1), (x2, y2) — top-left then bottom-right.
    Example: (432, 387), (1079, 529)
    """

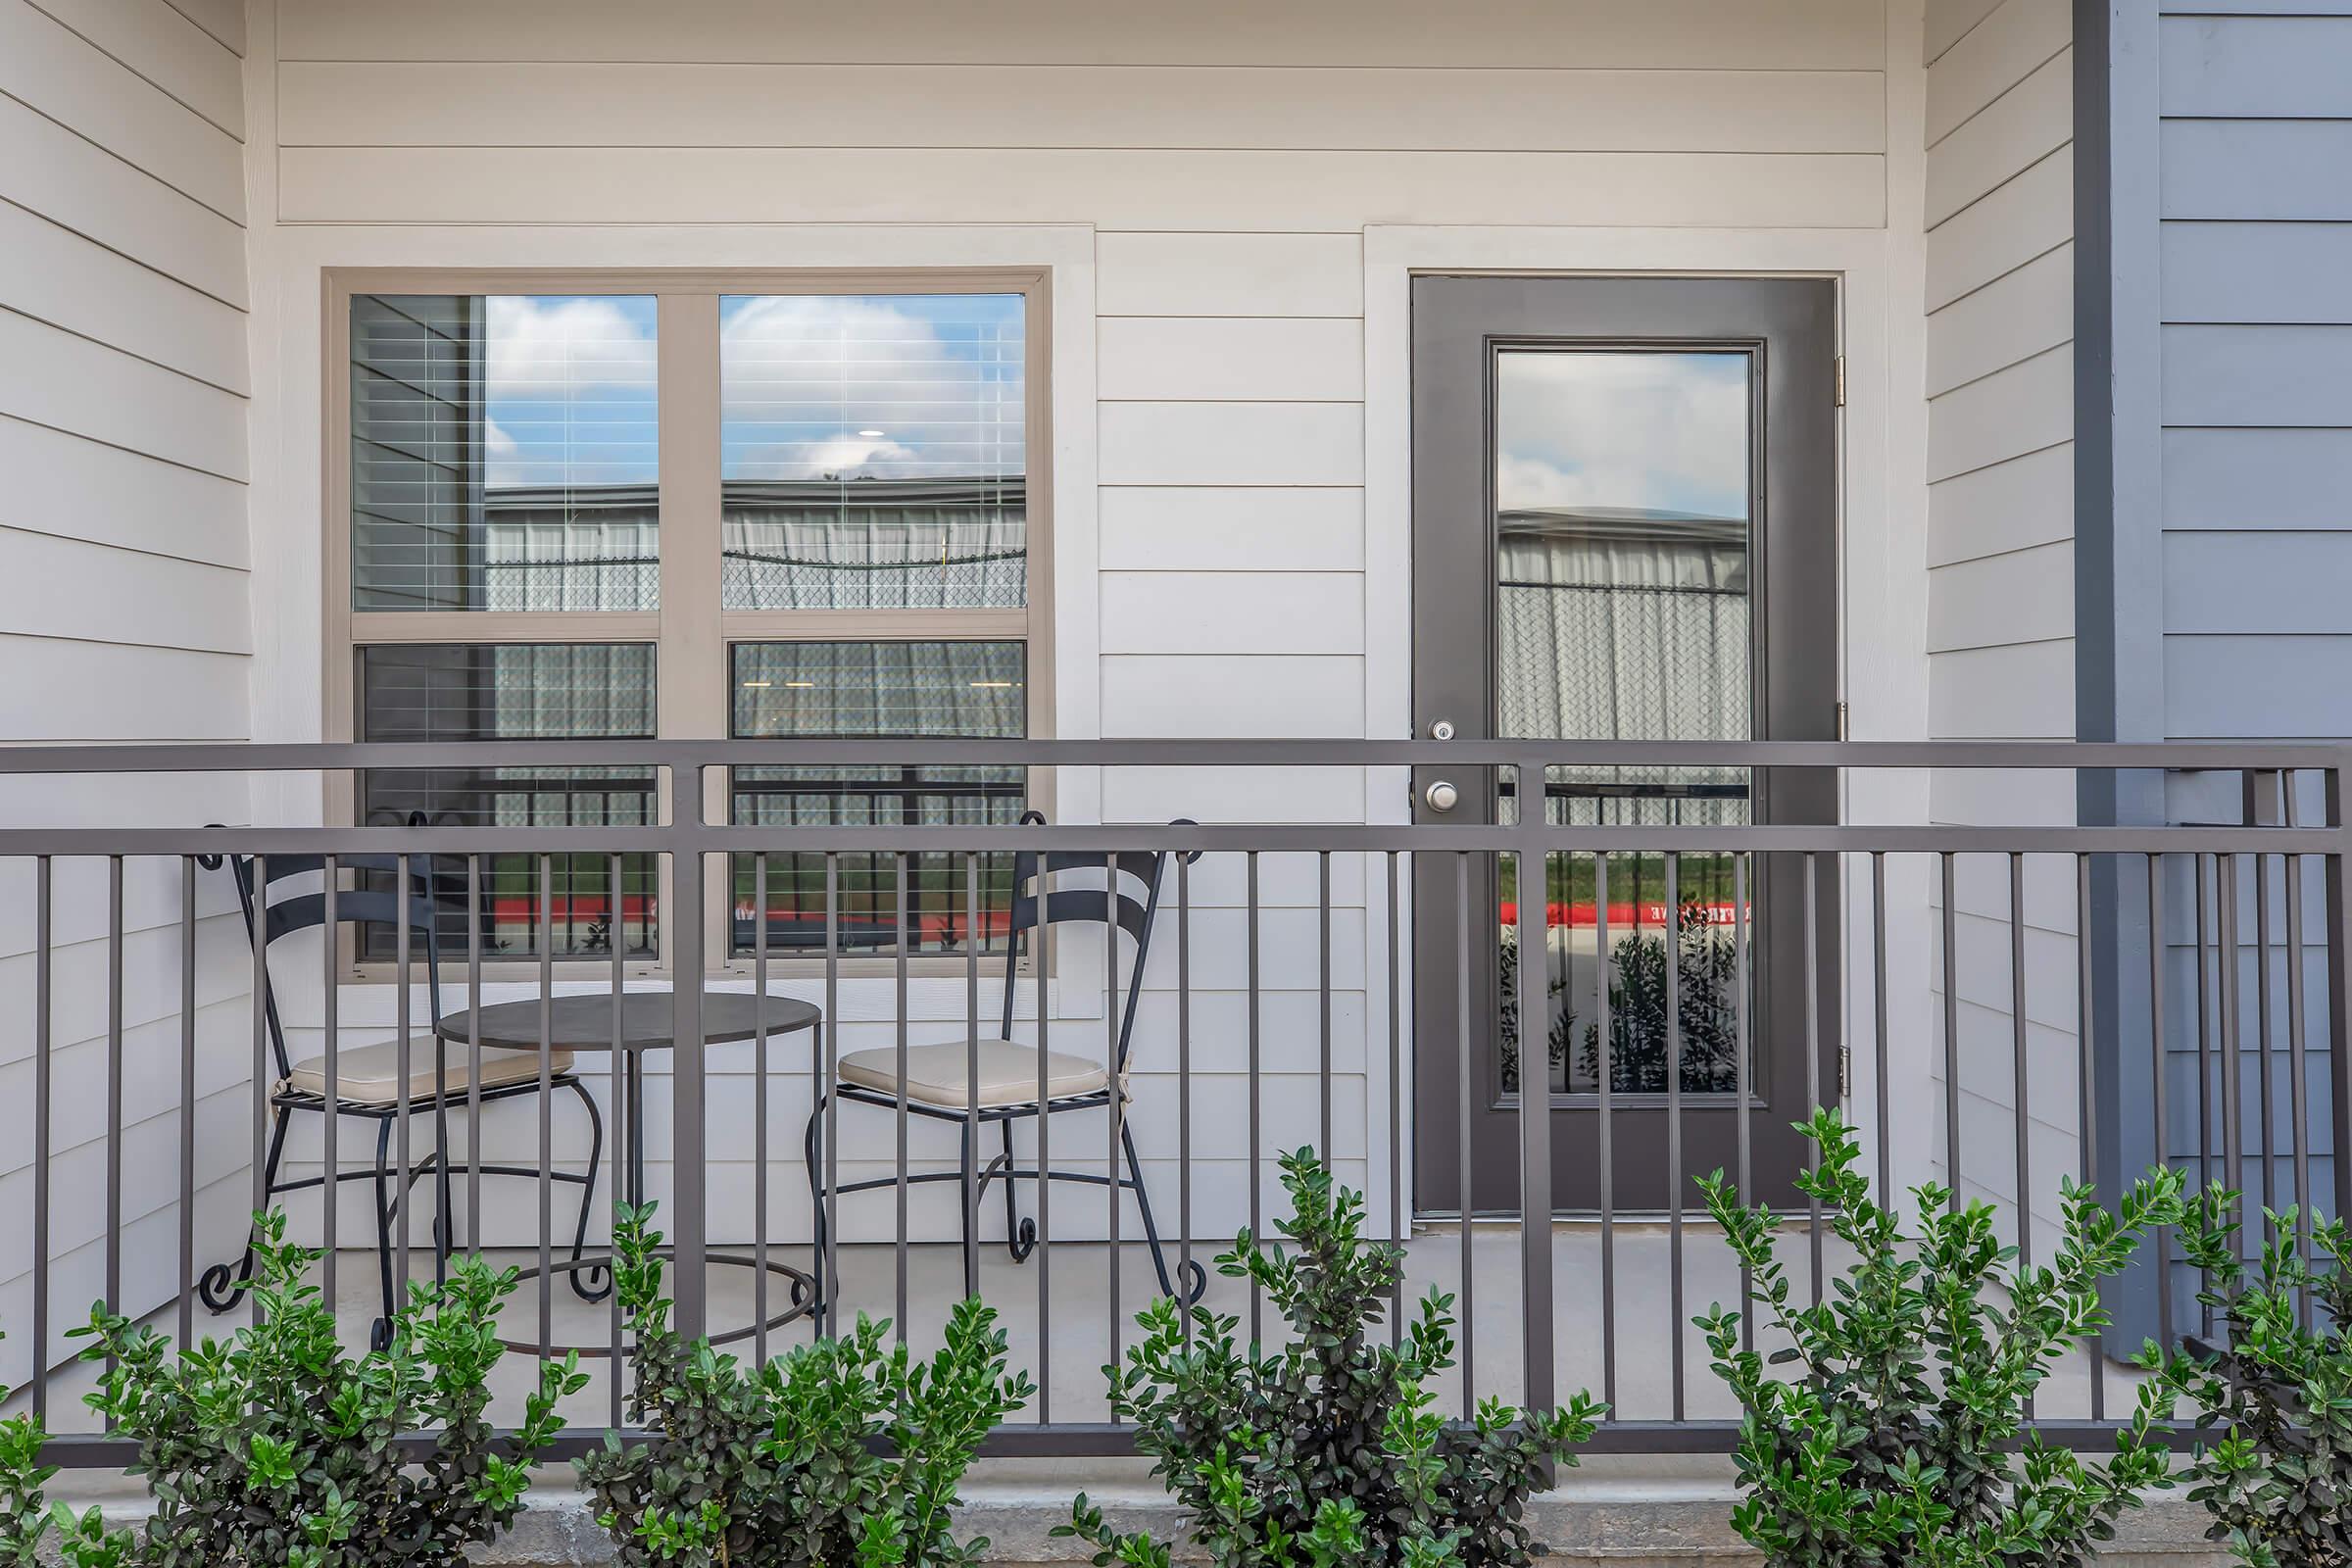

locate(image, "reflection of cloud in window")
(1495, 352), (1747, 520)
(721, 294), (1023, 482)
(484, 296), (659, 491)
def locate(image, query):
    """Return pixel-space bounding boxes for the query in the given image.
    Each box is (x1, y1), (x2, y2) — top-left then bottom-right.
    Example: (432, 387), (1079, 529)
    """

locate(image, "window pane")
(730, 642), (1024, 958)
(719, 294), (1025, 611)
(357, 643), (658, 960)
(352, 294), (659, 612)
(1490, 349), (1755, 1099)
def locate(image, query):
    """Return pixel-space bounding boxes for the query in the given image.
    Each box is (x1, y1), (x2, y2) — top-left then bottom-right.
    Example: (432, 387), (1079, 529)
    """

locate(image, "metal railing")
(3, 737), (2347, 1460)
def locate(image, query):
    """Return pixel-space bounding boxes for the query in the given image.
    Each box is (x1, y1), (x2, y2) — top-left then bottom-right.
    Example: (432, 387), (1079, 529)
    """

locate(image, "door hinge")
(1839, 1044), (1852, 1098)
(1836, 699), (1849, 741)
(1834, 355), (1846, 408)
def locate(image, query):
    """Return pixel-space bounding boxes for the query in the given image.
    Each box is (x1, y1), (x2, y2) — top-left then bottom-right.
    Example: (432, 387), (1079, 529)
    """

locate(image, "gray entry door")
(1410, 275), (1840, 1217)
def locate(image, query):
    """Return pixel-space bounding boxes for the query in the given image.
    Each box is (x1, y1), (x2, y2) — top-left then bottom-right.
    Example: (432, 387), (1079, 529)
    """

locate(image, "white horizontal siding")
(0, 0), (244, 220)
(277, 0), (1889, 69)
(2161, 324), (2352, 426)
(1924, 0), (2075, 1203)
(1100, 402), (1363, 487)
(22, 0), (243, 136)
(1099, 318), (1363, 403)
(0, 0), (249, 1373)
(2161, 121), (2352, 220)
(2163, 428), (2352, 530)
(2160, 14), (2352, 117)
(1098, 572), (1362, 655)
(1098, 487), (1361, 572)
(277, 147), (1888, 229)
(1097, 232), (1363, 318)
(281, 63), (1884, 154)
(2162, 222), (2352, 323)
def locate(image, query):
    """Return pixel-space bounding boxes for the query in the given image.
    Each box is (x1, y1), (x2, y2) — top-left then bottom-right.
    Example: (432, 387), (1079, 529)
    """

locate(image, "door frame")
(1357, 227), (1936, 1224)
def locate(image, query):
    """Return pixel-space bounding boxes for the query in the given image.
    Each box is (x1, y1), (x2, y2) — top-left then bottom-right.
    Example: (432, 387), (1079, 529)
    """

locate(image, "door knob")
(1423, 779), (1460, 813)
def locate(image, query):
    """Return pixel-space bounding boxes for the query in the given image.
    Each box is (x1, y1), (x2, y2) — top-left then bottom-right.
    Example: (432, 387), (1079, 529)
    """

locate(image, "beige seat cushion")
(282, 1040), (574, 1106)
(836, 1039), (1108, 1109)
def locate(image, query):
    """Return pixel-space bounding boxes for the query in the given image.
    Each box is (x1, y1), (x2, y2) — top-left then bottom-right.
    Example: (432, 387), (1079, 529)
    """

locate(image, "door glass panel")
(1492, 349), (1755, 1098)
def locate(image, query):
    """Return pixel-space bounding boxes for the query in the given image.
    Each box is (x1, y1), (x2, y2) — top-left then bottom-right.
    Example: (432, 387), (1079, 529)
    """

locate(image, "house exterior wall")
(2150, 2), (2350, 1226)
(0, 0), (256, 1388)
(1921, 0), (2081, 1247)
(227, 0), (1912, 1260)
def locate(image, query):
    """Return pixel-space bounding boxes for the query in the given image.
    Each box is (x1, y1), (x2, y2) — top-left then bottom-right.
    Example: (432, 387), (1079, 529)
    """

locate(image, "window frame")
(322, 267), (1054, 981)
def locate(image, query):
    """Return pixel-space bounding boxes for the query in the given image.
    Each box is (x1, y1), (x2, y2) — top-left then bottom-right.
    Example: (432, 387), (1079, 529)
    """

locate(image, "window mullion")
(657, 292), (726, 975)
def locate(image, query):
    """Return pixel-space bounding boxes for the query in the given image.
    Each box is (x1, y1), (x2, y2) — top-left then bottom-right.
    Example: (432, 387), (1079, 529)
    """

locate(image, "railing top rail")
(0, 737), (2345, 773)
(0, 822), (2334, 857)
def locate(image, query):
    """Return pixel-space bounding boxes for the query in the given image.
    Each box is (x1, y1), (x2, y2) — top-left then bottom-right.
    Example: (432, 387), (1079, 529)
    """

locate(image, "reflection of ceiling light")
(741, 680), (770, 688)
(857, 428), (885, 438)
(969, 680), (1017, 689)
(783, 680), (816, 689)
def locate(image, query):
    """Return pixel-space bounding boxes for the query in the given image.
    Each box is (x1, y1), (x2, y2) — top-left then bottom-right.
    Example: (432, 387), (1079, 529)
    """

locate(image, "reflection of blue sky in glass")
(721, 293), (1025, 483)
(484, 296), (660, 491)
(1494, 351), (1748, 521)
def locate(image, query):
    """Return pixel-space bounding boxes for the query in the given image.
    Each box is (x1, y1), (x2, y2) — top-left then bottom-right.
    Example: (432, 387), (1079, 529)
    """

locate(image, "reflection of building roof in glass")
(474, 476), (1028, 612)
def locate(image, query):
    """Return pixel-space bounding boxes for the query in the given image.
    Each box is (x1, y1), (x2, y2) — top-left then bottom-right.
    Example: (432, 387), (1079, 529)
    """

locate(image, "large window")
(331, 274), (1043, 968)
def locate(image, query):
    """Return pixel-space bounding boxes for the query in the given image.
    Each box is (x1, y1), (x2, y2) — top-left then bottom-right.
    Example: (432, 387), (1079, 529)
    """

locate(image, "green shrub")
(2156, 1188), (2352, 1567)
(1696, 1108), (2189, 1568)
(1057, 1147), (1604, 1568)
(576, 1201), (1034, 1567)
(0, 1333), (54, 1567)
(57, 1208), (584, 1568)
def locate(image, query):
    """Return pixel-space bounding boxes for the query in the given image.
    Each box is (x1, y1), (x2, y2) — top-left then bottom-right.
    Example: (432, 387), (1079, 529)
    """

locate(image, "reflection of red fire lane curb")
(1497, 902), (1743, 928)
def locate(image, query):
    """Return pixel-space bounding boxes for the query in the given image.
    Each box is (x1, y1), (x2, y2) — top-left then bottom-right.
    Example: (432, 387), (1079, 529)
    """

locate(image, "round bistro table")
(436, 988), (822, 1351)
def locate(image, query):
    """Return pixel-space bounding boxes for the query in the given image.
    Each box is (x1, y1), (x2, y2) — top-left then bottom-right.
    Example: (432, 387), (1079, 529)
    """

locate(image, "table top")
(434, 989), (821, 1053)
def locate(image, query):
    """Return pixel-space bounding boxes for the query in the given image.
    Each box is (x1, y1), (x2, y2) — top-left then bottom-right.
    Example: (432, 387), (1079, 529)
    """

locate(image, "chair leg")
(369, 1117), (398, 1350)
(1123, 1120), (1204, 1306)
(198, 1104), (293, 1312)
(1003, 1119), (1036, 1263)
(565, 1080), (610, 1302)
(804, 1094), (828, 1332)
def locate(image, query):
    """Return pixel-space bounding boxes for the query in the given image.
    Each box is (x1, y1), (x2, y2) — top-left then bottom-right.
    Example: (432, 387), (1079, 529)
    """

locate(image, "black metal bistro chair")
(196, 850), (606, 1346)
(803, 819), (1206, 1318)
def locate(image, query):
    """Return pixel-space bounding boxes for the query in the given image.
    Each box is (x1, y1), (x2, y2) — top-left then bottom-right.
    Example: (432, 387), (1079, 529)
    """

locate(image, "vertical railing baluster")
(755, 852), (770, 1363)
(1178, 849), (1194, 1345)
(2284, 785), (2315, 1324)
(964, 853), (982, 1306)
(32, 855), (51, 1420)
(106, 856), (123, 1370)
(1456, 850), (1475, 1417)
(249, 853), (268, 1327)
(1516, 756), (1558, 1423)
(2256, 849), (2278, 1242)
(895, 852), (910, 1344)
(2008, 852), (2030, 1278)
(2195, 854), (2216, 1252)
(2007, 852), (2031, 1421)
(1247, 850), (1262, 1344)
(2220, 853), (2245, 1260)
(2077, 852), (2105, 1421)
(321, 858), (339, 1320)
(1319, 850), (1334, 1164)
(1592, 848), (1615, 1415)
(1804, 852), (1824, 1306)
(466, 856), (483, 1258)
(609, 850), (625, 1423)
(538, 853), (555, 1355)
(2149, 854), (2176, 1351)
(396, 855), (414, 1319)
(1873, 852), (1891, 1200)
(1941, 852), (1959, 1212)
(1734, 853), (1752, 1352)
(670, 833), (709, 1344)
(1664, 854), (1686, 1422)
(1387, 851), (1403, 1347)
(179, 857), (197, 1351)
(1105, 852), (1122, 1378)
(1034, 852), (1052, 1423)
(823, 854), (841, 1342)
